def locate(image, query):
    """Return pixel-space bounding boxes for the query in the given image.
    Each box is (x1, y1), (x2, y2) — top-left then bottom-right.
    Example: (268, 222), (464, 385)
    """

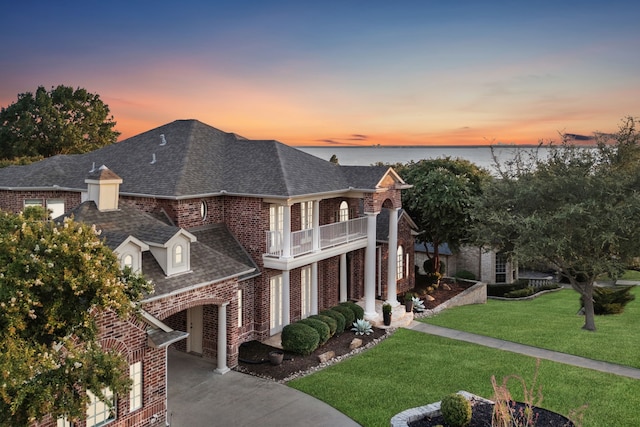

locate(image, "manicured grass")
(621, 269), (640, 280)
(422, 287), (640, 368)
(288, 329), (640, 427)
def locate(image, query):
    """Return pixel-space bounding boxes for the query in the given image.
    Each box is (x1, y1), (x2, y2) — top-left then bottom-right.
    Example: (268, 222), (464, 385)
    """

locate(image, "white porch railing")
(265, 216), (368, 257)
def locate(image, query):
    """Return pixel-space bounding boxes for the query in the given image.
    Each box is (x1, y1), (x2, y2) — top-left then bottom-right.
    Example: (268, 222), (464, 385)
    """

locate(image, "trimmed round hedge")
(441, 393), (472, 427)
(320, 309), (346, 334)
(281, 322), (319, 355)
(309, 314), (337, 336)
(331, 305), (355, 327)
(298, 318), (330, 345)
(340, 301), (364, 320)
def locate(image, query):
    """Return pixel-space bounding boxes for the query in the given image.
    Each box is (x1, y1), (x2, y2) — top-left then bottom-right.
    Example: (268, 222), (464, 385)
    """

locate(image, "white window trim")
(237, 289), (243, 328)
(86, 387), (115, 427)
(338, 201), (349, 222)
(396, 245), (404, 280)
(129, 361), (142, 412)
(301, 266), (312, 319)
(173, 244), (184, 267)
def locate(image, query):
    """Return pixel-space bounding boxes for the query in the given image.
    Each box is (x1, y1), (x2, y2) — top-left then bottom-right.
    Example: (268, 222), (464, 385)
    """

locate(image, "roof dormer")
(85, 165), (122, 211)
(148, 230), (197, 276)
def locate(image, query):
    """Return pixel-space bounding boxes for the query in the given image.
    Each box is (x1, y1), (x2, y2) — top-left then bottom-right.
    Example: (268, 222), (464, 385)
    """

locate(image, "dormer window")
(174, 244), (184, 267)
(123, 254), (133, 269)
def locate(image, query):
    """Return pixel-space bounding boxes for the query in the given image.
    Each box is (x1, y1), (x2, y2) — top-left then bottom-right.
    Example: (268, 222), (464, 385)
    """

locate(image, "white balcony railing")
(265, 216), (368, 258)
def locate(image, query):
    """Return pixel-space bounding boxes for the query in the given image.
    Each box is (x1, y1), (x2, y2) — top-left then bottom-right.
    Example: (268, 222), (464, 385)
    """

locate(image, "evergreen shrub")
(320, 309), (346, 334)
(440, 393), (472, 427)
(331, 305), (355, 327)
(309, 314), (337, 336)
(298, 318), (331, 345)
(340, 301), (364, 320)
(281, 323), (319, 355)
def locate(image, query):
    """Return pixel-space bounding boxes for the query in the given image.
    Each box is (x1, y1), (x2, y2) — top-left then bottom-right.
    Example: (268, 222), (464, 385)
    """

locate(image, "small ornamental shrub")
(331, 305), (355, 327)
(320, 309), (346, 334)
(351, 319), (373, 336)
(455, 269), (476, 281)
(440, 393), (472, 427)
(382, 302), (392, 314)
(340, 301), (364, 320)
(309, 314), (337, 336)
(298, 318), (330, 345)
(412, 296), (425, 312)
(581, 286), (636, 315)
(281, 323), (319, 355)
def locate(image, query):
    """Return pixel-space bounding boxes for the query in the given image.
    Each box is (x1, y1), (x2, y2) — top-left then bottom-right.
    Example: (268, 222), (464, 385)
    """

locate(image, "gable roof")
(376, 208), (418, 243)
(0, 120), (402, 199)
(63, 201), (256, 298)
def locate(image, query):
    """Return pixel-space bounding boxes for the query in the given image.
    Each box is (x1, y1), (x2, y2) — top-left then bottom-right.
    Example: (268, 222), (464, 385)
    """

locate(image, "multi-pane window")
(269, 205), (284, 253)
(396, 245), (404, 280)
(270, 274), (283, 334)
(301, 201), (313, 230)
(495, 253), (507, 283)
(174, 244), (183, 266)
(24, 199), (43, 209)
(301, 266), (312, 318)
(338, 201), (349, 222)
(129, 362), (142, 412)
(86, 388), (115, 427)
(122, 254), (133, 269)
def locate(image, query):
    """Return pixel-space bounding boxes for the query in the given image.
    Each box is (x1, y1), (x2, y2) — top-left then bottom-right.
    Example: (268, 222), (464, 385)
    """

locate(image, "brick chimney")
(85, 165), (122, 211)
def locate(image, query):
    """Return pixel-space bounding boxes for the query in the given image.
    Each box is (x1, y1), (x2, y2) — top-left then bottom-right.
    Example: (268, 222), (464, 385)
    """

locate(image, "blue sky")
(1, 1), (639, 145)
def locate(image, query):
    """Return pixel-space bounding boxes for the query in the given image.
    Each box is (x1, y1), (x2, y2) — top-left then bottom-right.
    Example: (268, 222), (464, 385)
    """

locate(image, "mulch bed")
(236, 279), (471, 382)
(409, 400), (574, 426)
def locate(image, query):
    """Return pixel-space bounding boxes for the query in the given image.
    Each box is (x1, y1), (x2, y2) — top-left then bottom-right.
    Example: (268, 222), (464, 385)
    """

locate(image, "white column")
(311, 262), (318, 315)
(312, 200), (320, 252)
(282, 270), (290, 327)
(282, 204), (292, 258)
(215, 303), (230, 374)
(386, 207), (400, 306)
(364, 211), (378, 318)
(340, 253), (348, 302)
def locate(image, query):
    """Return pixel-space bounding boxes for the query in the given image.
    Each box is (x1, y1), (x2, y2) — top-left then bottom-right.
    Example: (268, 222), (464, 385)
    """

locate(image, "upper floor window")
(396, 245), (404, 280)
(174, 244), (184, 266)
(301, 201), (313, 230)
(200, 201), (207, 220)
(46, 199), (65, 219)
(24, 199), (43, 209)
(269, 205), (284, 232)
(86, 387), (115, 427)
(129, 361), (143, 412)
(122, 254), (134, 269)
(338, 201), (349, 222)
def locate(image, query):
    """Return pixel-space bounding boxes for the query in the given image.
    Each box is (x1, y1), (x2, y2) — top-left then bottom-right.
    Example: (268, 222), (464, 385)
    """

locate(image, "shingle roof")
(63, 201), (255, 298)
(0, 120), (393, 198)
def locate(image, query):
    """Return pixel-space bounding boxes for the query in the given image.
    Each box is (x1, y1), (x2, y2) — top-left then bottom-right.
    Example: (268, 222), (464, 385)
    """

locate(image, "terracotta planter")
(268, 351), (284, 366)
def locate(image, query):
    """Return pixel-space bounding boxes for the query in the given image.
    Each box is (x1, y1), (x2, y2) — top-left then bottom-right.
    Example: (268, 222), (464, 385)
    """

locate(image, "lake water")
(295, 145), (545, 172)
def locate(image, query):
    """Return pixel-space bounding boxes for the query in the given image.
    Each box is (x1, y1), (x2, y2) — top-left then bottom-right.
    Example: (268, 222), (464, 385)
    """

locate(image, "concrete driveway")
(167, 348), (361, 427)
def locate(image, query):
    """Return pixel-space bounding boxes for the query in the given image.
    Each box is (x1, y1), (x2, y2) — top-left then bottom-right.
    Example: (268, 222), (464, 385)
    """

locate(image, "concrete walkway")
(167, 348), (361, 427)
(409, 321), (640, 380)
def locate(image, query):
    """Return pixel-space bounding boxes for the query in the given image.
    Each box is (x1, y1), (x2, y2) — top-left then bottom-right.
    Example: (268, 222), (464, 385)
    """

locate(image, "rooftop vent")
(160, 134), (167, 146)
(89, 162), (96, 173)
(151, 153), (157, 164)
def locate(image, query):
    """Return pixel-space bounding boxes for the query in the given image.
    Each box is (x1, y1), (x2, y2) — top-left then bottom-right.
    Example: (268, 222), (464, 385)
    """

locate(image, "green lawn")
(289, 329), (640, 427)
(288, 287), (640, 427)
(421, 287), (640, 368)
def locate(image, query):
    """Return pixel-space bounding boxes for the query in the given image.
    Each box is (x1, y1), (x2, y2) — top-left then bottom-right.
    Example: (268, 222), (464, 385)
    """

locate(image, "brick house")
(0, 119), (415, 427)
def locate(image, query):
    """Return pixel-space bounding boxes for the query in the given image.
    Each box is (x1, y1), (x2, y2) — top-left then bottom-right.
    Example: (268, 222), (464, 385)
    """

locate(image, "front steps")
(361, 299), (414, 329)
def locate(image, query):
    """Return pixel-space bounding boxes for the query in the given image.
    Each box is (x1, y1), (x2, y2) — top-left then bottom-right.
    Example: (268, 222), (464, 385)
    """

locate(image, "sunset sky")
(1, 1), (639, 146)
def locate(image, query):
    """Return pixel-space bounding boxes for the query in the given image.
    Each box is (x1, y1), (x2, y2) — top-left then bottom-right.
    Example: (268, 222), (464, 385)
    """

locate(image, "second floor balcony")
(265, 217), (368, 265)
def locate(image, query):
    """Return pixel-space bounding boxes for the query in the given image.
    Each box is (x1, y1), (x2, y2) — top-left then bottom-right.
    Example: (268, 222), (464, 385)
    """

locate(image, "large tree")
(398, 158), (490, 275)
(0, 85), (120, 160)
(0, 208), (151, 426)
(474, 117), (640, 331)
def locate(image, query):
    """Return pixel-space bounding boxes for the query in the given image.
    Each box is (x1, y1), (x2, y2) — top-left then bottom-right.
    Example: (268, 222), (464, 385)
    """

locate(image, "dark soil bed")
(236, 279), (471, 382)
(237, 327), (388, 382)
(410, 400), (574, 427)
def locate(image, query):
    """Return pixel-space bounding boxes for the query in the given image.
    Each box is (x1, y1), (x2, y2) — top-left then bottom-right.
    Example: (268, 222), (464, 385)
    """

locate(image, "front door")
(187, 306), (203, 354)
(270, 275), (284, 335)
